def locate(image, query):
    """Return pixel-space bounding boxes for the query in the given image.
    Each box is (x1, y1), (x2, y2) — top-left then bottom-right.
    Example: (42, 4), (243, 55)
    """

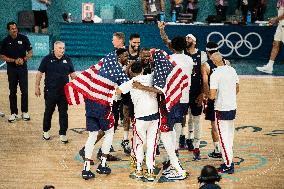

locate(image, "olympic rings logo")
(206, 32), (262, 57)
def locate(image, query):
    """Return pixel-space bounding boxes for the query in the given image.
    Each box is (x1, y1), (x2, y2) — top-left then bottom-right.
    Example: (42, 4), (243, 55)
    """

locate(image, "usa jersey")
(186, 50), (203, 98)
(205, 59), (217, 88)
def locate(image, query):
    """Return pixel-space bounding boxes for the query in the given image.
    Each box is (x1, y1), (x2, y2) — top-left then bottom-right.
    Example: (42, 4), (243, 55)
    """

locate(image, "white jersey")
(210, 65), (239, 111)
(169, 53), (194, 103)
(278, 6), (284, 26)
(118, 73), (158, 118)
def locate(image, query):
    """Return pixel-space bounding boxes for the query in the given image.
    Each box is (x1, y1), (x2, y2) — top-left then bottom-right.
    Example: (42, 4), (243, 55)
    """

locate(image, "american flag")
(153, 49), (189, 111)
(64, 51), (129, 106)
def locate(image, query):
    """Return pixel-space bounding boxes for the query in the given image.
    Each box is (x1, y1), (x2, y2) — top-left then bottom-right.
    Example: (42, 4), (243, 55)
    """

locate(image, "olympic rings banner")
(60, 23), (284, 60)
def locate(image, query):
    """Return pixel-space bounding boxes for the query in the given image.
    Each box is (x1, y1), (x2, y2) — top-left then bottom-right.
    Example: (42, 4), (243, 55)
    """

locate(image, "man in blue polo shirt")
(0, 21), (33, 123)
(35, 41), (76, 143)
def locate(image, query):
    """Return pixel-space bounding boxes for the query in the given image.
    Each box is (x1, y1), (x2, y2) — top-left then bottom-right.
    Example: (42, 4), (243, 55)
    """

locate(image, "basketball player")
(256, 0), (284, 74)
(202, 42), (223, 159)
(116, 61), (161, 182)
(208, 51), (239, 174)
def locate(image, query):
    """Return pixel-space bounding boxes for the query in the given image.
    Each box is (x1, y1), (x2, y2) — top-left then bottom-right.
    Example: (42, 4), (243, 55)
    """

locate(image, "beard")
(131, 44), (139, 52)
(186, 42), (193, 48)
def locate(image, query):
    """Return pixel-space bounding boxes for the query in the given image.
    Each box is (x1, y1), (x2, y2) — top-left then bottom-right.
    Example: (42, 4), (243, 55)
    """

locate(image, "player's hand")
(196, 93), (205, 107)
(158, 21), (166, 30)
(35, 86), (41, 97)
(269, 17), (278, 25)
(15, 58), (23, 66)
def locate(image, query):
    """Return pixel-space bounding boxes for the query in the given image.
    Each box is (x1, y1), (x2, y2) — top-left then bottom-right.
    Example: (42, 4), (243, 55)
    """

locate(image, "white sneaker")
(60, 135), (68, 144)
(0, 111), (4, 117)
(22, 112), (30, 121)
(43, 131), (50, 140)
(256, 65), (273, 74)
(165, 169), (187, 180)
(162, 164), (175, 175)
(8, 114), (20, 123)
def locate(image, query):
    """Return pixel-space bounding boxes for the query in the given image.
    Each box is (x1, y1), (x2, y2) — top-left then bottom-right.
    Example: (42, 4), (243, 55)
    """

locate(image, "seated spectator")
(186, 0), (199, 21)
(198, 165), (221, 189)
(215, 0), (228, 21)
(143, 0), (165, 15)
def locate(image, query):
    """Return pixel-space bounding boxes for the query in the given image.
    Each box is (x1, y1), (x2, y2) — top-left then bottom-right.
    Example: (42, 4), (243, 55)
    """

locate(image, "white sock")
(137, 162), (142, 171)
(84, 161), (91, 171)
(267, 60), (274, 67)
(101, 157), (107, 167)
(123, 131), (129, 141)
(214, 142), (220, 153)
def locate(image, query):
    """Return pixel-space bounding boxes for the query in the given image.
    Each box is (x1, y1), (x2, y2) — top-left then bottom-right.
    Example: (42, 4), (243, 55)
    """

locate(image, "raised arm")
(157, 22), (173, 51)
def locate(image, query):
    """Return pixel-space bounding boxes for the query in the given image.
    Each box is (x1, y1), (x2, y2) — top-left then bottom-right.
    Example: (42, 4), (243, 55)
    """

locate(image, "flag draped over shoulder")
(64, 51), (129, 106)
(153, 49), (189, 111)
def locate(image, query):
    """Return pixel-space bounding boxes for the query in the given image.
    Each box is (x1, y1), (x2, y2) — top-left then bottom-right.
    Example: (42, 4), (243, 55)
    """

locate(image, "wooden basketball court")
(0, 72), (283, 189)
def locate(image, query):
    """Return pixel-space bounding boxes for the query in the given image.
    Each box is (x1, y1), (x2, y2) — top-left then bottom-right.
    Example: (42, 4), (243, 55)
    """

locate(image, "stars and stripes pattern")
(153, 49), (189, 111)
(64, 51), (129, 106)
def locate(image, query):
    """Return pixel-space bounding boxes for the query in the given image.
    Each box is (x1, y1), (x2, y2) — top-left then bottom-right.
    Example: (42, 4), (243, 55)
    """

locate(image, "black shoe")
(96, 163), (111, 174)
(218, 163), (234, 174)
(82, 170), (95, 180)
(186, 139), (194, 151)
(193, 148), (201, 161)
(97, 148), (121, 161)
(110, 145), (115, 152)
(162, 160), (171, 170)
(179, 135), (186, 149)
(121, 140), (131, 155)
(79, 147), (94, 165)
(175, 150), (179, 157)
(156, 145), (160, 156)
(208, 150), (222, 159)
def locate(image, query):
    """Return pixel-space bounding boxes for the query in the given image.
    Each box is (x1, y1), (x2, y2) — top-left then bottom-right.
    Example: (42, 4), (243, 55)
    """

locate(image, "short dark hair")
(7, 21), (17, 30)
(171, 36), (186, 52)
(198, 165), (221, 184)
(113, 32), (125, 41)
(206, 41), (219, 55)
(116, 48), (127, 57)
(129, 33), (140, 40)
(130, 61), (143, 74)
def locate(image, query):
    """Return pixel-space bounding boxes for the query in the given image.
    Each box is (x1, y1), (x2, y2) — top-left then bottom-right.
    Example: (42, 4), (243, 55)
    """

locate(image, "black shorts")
(167, 103), (188, 131)
(121, 93), (134, 118)
(189, 94), (203, 116)
(33, 10), (48, 28)
(215, 110), (236, 120)
(204, 99), (215, 121)
(86, 116), (112, 132)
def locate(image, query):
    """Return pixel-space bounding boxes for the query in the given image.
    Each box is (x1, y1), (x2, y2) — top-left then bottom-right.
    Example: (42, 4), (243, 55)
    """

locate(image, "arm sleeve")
(118, 79), (133, 94)
(210, 72), (218, 90)
(68, 57), (75, 73)
(235, 72), (239, 84)
(24, 36), (32, 51)
(38, 56), (48, 73)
